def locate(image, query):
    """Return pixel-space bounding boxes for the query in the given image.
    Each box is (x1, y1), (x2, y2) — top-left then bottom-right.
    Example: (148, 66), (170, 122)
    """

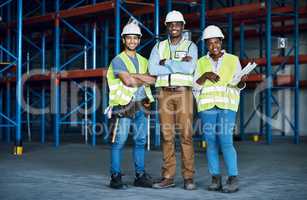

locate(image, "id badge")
(174, 51), (187, 60)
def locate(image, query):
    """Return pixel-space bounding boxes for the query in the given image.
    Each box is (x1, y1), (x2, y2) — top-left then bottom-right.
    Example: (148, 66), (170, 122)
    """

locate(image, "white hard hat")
(201, 25), (224, 40)
(165, 10), (186, 25)
(121, 22), (142, 37)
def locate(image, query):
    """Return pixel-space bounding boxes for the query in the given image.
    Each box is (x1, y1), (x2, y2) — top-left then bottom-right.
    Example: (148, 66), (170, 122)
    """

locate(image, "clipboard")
(229, 62), (257, 85)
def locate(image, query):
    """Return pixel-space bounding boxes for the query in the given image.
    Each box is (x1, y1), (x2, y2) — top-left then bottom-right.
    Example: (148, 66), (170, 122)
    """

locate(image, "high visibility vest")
(107, 52), (154, 106)
(196, 53), (240, 112)
(155, 39), (194, 87)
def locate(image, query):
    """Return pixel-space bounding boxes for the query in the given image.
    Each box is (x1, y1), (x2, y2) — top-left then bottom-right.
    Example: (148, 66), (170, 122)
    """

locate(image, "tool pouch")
(112, 98), (151, 118)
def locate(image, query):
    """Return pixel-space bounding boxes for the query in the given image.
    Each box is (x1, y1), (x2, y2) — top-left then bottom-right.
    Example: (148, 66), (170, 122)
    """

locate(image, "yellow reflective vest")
(195, 53), (241, 112)
(107, 52), (154, 107)
(155, 39), (194, 87)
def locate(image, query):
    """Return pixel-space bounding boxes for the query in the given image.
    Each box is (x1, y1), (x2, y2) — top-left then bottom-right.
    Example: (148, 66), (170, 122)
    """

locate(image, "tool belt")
(108, 98), (151, 143)
(112, 98), (151, 118)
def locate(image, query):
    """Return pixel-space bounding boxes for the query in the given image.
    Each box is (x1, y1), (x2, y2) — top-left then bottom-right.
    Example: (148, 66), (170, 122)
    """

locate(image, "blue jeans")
(199, 107), (238, 176)
(110, 110), (148, 174)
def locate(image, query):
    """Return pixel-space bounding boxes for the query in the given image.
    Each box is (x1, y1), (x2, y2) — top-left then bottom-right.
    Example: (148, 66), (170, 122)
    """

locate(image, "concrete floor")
(1, 138), (307, 200)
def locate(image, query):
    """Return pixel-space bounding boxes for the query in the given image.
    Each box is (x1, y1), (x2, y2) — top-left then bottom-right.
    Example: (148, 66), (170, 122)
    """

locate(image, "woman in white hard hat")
(106, 21), (156, 189)
(194, 25), (246, 193)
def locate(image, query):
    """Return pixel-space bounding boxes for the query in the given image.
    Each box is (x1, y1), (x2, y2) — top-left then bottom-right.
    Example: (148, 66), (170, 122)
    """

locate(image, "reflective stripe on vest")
(196, 53), (240, 112)
(107, 52), (154, 106)
(155, 39), (193, 87)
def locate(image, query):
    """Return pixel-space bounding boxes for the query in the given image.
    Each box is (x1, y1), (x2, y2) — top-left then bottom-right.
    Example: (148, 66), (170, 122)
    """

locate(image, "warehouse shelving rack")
(0, 0), (306, 150)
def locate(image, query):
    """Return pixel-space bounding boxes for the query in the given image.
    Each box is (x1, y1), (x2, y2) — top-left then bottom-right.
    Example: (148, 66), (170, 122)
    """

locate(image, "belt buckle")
(163, 86), (177, 91)
(168, 86), (178, 90)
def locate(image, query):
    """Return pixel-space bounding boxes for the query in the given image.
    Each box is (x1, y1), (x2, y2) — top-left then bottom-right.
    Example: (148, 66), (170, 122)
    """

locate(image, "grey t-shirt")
(111, 55), (147, 101)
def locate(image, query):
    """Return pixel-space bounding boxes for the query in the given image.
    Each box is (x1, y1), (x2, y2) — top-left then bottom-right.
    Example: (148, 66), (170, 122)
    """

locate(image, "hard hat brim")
(121, 34), (142, 37)
(202, 36), (224, 40)
(165, 21), (186, 26)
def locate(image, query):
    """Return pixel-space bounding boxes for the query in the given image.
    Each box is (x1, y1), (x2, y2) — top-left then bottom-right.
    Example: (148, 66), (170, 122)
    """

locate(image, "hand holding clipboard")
(229, 62), (258, 86)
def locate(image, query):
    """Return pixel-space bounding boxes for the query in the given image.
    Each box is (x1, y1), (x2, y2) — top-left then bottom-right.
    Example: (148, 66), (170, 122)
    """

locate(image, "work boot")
(222, 176), (239, 193)
(134, 172), (153, 188)
(208, 175), (222, 191)
(152, 178), (175, 189)
(109, 173), (127, 189)
(184, 178), (197, 190)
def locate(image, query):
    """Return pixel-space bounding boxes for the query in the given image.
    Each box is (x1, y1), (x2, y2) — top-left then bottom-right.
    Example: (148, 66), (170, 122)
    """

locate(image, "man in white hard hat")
(148, 10), (198, 190)
(194, 25), (247, 193)
(106, 21), (156, 189)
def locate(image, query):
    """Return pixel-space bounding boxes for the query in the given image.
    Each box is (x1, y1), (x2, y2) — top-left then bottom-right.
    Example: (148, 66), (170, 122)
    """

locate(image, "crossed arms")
(118, 72), (156, 87)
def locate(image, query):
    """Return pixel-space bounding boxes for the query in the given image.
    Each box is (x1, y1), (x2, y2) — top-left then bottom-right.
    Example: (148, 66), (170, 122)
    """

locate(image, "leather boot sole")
(221, 188), (239, 193)
(152, 183), (176, 189)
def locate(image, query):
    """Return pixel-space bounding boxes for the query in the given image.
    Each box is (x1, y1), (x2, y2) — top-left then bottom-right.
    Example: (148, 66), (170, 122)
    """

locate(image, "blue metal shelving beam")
(20, 96), (42, 115)
(243, 103), (261, 129)
(20, 33), (41, 51)
(68, 0), (86, 9)
(239, 22), (245, 140)
(0, 124), (15, 128)
(25, 5), (41, 18)
(15, 0), (23, 147)
(21, 120), (40, 123)
(22, 52), (40, 68)
(293, 0), (299, 144)
(41, 0), (46, 144)
(115, 0), (120, 55)
(216, 0), (226, 7)
(102, 20), (109, 143)
(53, 0), (61, 147)
(6, 2), (11, 62)
(227, 0), (233, 53)
(5, 82), (11, 143)
(0, 88), (3, 141)
(61, 121), (93, 125)
(0, 62), (16, 74)
(0, 0), (13, 9)
(120, 6), (155, 37)
(50, 0), (99, 145)
(137, 38), (154, 51)
(92, 18), (97, 146)
(0, 46), (16, 60)
(61, 18), (92, 45)
(246, 0), (301, 144)
(0, 3), (1, 141)
(61, 96), (93, 121)
(258, 21), (264, 138)
(0, 108), (16, 126)
(200, 0), (206, 56)
(272, 46), (294, 76)
(271, 95), (295, 132)
(265, 0), (273, 144)
(59, 18), (93, 71)
(4, 3), (12, 144)
(70, 80), (93, 97)
(154, 0), (160, 147)
(59, 51), (85, 70)
(167, 0), (172, 13)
